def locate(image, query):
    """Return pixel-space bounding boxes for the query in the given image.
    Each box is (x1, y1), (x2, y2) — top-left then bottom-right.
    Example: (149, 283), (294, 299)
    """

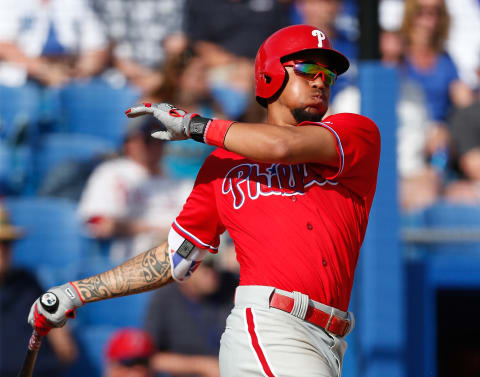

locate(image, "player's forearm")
(72, 242), (173, 303)
(224, 121), (338, 165)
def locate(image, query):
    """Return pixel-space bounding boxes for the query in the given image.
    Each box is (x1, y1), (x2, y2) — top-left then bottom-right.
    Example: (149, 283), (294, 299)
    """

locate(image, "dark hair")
(152, 46), (198, 102)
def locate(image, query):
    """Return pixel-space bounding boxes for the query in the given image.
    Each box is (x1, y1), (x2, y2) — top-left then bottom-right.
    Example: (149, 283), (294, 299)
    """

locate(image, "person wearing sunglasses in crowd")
(27, 25), (380, 377)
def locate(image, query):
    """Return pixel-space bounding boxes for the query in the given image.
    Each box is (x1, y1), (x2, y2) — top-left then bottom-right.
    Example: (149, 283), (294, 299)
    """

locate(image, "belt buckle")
(339, 319), (350, 337)
(324, 310), (350, 337)
(326, 317), (350, 337)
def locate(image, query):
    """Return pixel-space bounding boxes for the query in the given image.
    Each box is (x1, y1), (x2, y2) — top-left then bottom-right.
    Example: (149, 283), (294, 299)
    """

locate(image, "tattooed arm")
(28, 242), (173, 331)
(73, 242), (172, 303)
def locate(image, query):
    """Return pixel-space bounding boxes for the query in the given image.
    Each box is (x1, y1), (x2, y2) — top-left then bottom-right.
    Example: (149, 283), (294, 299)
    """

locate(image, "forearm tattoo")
(74, 242), (172, 303)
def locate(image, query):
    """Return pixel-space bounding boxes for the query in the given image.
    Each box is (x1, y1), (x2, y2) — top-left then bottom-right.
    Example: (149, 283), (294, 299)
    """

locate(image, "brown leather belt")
(269, 292), (350, 337)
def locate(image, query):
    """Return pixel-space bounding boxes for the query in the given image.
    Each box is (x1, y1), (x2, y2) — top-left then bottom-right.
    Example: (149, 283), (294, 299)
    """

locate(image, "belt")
(269, 292), (350, 337)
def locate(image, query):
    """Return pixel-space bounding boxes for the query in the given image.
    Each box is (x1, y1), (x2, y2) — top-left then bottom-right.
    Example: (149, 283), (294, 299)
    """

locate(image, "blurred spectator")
(0, 203), (77, 377)
(104, 328), (156, 377)
(0, 0), (109, 88)
(396, 0), (479, 210)
(145, 46), (221, 180)
(293, 0), (358, 98)
(77, 116), (192, 263)
(91, 0), (187, 98)
(331, 28), (440, 211)
(444, 65), (480, 204)
(183, 0), (291, 119)
(145, 259), (237, 377)
(381, 0), (480, 92)
(400, 0), (474, 157)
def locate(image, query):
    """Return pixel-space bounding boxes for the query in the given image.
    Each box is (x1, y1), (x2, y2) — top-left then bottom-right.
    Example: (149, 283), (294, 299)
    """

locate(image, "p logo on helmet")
(312, 30), (326, 47)
(254, 24), (350, 107)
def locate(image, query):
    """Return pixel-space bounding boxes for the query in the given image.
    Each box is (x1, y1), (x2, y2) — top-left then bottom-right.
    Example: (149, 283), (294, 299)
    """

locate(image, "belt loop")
(290, 291), (309, 320)
(325, 307), (334, 333)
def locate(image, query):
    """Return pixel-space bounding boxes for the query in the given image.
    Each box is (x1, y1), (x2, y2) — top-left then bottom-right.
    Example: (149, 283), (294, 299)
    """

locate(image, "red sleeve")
(303, 113), (381, 199)
(172, 152), (226, 253)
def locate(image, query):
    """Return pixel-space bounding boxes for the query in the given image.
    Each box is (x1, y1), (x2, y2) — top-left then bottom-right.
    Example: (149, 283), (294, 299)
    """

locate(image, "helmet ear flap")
(256, 58), (287, 104)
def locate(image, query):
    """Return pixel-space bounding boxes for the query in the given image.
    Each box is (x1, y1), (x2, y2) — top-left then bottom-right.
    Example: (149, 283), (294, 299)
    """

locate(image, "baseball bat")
(17, 292), (59, 377)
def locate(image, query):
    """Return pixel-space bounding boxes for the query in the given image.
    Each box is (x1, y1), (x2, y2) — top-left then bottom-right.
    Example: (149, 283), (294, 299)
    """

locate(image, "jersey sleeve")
(171, 153), (226, 253)
(309, 113), (381, 199)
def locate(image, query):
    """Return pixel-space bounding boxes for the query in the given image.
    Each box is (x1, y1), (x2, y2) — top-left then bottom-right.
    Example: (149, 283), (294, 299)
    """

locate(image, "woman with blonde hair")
(401, 0), (473, 123)
(400, 0), (474, 187)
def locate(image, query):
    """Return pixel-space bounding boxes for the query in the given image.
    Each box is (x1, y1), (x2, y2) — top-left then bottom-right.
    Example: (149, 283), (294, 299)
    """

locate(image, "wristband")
(204, 119), (235, 147)
(187, 116), (235, 148)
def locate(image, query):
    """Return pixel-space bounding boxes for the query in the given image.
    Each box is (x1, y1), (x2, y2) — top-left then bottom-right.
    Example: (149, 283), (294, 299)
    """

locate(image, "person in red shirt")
(27, 25), (380, 377)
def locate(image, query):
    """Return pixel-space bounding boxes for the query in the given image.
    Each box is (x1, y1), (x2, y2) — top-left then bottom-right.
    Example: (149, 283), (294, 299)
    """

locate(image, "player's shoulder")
(324, 112), (379, 136)
(324, 112), (377, 127)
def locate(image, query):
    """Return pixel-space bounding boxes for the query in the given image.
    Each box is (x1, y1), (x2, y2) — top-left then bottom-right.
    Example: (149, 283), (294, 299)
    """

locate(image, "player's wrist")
(186, 116), (235, 148)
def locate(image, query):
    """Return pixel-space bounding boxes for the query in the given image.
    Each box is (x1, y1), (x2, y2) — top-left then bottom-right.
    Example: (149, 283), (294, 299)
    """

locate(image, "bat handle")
(17, 330), (44, 377)
(27, 329), (43, 351)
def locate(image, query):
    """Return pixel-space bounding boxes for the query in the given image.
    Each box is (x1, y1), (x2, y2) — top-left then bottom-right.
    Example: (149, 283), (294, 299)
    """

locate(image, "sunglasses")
(283, 61), (337, 87)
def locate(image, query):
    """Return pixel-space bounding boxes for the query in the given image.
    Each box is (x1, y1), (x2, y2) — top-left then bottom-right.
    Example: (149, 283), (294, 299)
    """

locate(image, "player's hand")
(125, 102), (196, 141)
(28, 283), (83, 335)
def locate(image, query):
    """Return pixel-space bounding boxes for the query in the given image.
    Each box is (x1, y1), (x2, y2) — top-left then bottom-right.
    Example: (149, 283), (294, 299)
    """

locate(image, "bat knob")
(39, 292), (59, 314)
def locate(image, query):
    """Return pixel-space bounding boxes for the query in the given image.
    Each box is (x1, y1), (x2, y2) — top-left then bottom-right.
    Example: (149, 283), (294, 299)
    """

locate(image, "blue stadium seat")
(423, 201), (480, 254)
(4, 197), (87, 286)
(30, 133), (116, 191)
(0, 83), (41, 141)
(424, 201), (480, 227)
(59, 79), (140, 145)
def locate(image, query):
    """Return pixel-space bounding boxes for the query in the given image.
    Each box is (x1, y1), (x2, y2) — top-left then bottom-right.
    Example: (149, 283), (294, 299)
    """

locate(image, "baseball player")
(27, 24), (380, 377)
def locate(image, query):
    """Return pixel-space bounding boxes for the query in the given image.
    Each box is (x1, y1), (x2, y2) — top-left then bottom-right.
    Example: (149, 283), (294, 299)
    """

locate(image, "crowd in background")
(1, 0), (480, 376)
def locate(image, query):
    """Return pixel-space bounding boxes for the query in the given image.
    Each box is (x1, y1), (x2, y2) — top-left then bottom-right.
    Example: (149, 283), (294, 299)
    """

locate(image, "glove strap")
(188, 116), (235, 147)
(188, 116), (210, 143)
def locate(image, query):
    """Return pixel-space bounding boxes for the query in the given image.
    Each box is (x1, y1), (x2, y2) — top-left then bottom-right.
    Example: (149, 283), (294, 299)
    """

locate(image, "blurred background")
(1, 0), (480, 376)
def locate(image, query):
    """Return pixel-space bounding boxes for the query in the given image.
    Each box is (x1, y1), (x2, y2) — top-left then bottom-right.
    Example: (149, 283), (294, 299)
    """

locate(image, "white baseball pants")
(219, 286), (353, 377)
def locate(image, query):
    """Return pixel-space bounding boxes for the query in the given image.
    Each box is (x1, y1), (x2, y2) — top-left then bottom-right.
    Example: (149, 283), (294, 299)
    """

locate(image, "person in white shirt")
(77, 116), (192, 263)
(0, 0), (109, 87)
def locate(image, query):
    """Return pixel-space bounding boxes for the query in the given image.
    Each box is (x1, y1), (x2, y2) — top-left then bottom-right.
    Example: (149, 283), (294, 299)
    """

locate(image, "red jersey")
(171, 113), (381, 311)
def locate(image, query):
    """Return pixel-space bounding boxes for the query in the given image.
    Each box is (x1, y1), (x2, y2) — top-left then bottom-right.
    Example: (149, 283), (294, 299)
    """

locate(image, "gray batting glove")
(125, 102), (196, 141)
(28, 283), (83, 334)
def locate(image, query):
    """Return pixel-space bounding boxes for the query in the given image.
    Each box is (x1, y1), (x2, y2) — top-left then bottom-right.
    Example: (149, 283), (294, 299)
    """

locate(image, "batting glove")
(125, 102), (235, 147)
(125, 103), (196, 141)
(28, 282), (83, 335)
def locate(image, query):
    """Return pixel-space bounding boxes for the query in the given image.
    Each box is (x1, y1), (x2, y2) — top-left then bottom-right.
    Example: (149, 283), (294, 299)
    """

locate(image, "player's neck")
(266, 104), (297, 127)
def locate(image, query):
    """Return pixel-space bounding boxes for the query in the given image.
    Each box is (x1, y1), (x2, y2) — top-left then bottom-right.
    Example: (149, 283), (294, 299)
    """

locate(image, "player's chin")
(291, 107), (326, 123)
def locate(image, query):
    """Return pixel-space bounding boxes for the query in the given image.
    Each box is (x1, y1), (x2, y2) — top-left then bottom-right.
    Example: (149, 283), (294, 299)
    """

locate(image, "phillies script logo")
(222, 163), (337, 209)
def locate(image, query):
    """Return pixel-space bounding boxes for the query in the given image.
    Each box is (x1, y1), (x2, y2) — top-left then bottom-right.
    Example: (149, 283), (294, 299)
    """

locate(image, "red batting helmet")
(255, 24), (350, 107)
